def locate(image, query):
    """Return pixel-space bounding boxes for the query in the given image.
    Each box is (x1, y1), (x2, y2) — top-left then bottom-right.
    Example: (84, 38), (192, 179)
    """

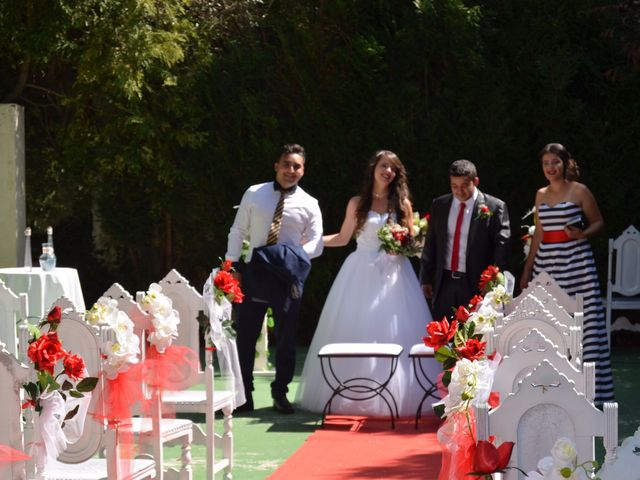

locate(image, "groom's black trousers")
(236, 259), (302, 400)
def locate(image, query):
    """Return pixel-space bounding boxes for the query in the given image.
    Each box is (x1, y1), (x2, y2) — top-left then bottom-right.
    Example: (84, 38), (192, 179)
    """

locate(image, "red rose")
(454, 305), (470, 323)
(221, 259), (233, 272)
(478, 265), (500, 293)
(472, 440), (514, 474)
(423, 317), (458, 350)
(27, 332), (67, 374)
(63, 353), (86, 381)
(47, 306), (62, 324)
(456, 338), (486, 361)
(424, 213), (431, 221)
(468, 295), (484, 312)
(214, 270), (235, 291)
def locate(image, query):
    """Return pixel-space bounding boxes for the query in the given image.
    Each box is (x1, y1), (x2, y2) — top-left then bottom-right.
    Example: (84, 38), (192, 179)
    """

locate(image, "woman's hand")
(564, 225), (585, 240)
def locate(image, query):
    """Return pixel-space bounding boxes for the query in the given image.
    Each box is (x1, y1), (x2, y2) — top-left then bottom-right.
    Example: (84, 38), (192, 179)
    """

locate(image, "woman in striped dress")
(520, 143), (614, 406)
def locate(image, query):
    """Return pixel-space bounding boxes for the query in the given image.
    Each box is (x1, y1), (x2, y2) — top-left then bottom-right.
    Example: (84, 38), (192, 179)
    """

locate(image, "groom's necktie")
(450, 202), (466, 272)
(266, 190), (286, 245)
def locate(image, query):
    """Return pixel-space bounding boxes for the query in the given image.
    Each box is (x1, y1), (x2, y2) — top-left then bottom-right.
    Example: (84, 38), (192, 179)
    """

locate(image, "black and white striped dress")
(533, 201), (615, 406)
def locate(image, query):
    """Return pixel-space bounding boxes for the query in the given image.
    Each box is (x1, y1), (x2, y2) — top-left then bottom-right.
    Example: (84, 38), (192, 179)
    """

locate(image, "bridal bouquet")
(377, 223), (418, 256)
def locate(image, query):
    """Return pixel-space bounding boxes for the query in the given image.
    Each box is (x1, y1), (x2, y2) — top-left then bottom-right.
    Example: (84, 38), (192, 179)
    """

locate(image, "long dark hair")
(539, 143), (580, 181)
(355, 150), (411, 234)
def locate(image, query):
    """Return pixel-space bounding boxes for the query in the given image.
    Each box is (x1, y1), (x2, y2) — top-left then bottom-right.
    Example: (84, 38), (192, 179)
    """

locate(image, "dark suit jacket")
(419, 190), (511, 302)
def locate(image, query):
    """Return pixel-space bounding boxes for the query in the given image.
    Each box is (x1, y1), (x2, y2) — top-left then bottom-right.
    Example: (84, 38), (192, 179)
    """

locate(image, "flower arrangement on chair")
(421, 266), (520, 480)
(22, 306), (98, 471)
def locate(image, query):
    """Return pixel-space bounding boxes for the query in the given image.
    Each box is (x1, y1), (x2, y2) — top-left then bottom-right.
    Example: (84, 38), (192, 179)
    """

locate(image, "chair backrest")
(476, 361), (618, 480)
(53, 298), (105, 463)
(511, 271), (583, 314)
(503, 289), (582, 330)
(0, 280), (28, 358)
(492, 329), (595, 402)
(487, 309), (582, 365)
(157, 269), (205, 366)
(0, 342), (30, 479)
(609, 225), (640, 296)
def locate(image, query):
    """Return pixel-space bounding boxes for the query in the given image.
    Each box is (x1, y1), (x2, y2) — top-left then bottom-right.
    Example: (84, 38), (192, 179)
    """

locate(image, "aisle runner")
(269, 415), (441, 479)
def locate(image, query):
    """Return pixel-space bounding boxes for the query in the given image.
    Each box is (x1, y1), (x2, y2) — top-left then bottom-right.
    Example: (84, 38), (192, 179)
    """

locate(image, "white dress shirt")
(226, 181), (324, 262)
(444, 187), (479, 272)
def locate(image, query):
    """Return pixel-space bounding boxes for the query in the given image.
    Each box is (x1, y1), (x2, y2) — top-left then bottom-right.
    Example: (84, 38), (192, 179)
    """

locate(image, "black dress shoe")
(272, 395), (295, 414)
(235, 397), (254, 413)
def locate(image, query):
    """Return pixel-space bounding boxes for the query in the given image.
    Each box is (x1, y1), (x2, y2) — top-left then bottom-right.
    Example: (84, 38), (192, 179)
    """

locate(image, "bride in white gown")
(296, 150), (436, 416)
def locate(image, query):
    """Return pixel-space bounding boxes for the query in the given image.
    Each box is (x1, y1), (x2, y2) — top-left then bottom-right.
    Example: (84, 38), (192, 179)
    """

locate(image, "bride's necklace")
(372, 191), (388, 199)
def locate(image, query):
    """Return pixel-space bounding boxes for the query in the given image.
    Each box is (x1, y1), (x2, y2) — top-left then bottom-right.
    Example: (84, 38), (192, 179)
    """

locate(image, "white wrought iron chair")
(605, 225), (640, 348)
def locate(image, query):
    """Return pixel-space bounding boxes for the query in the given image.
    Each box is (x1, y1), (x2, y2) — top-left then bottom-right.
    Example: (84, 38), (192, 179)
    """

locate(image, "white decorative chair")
(476, 361), (618, 480)
(605, 225), (640, 348)
(0, 341), (31, 479)
(508, 270), (583, 316)
(23, 297), (157, 479)
(597, 426), (640, 479)
(99, 286), (195, 480)
(491, 329), (595, 402)
(486, 309), (582, 366)
(154, 269), (235, 480)
(0, 279), (28, 359)
(503, 287), (583, 331)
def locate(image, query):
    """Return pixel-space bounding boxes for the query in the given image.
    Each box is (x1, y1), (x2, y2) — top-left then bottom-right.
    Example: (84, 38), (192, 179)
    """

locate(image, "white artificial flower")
(147, 309), (180, 353)
(442, 358), (498, 416)
(139, 283), (173, 318)
(86, 297), (119, 326)
(483, 284), (511, 310)
(551, 437), (578, 466)
(468, 303), (500, 336)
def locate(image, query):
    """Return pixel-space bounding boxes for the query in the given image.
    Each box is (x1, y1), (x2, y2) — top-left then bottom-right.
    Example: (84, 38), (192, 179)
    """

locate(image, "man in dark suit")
(420, 159), (510, 320)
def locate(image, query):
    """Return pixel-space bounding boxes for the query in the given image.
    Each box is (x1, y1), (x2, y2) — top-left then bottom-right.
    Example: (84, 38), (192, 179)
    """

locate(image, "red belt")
(542, 230), (571, 243)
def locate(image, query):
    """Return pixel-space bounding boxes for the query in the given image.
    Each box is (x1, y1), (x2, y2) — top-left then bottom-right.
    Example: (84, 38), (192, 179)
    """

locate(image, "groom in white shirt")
(225, 144), (323, 414)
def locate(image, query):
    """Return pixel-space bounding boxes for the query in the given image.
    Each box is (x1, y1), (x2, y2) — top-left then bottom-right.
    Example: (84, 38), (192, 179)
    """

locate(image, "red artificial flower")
(488, 391), (500, 409)
(423, 317), (458, 350)
(468, 295), (484, 312)
(221, 259), (233, 272)
(479, 205), (491, 215)
(27, 332), (67, 374)
(213, 269), (244, 303)
(478, 265), (500, 293)
(47, 306), (62, 324)
(454, 305), (471, 323)
(472, 439), (514, 474)
(456, 338), (486, 361)
(63, 353), (86, 381)
(21, 399), (36, 410)
(424, 213), (431, 221)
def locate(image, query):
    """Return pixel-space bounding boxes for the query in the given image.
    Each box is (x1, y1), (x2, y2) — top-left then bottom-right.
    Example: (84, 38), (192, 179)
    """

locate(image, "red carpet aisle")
(269, 415), (441, 479)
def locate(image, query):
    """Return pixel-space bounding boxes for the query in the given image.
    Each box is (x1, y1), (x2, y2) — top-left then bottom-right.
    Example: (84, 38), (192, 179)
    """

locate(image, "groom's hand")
(421, 284), (432, 299)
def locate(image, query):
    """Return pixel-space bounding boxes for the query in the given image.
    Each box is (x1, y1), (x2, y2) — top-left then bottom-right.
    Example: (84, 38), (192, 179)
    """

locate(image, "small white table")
(0, 267), (86, 320)
(318, 342), (403, 428)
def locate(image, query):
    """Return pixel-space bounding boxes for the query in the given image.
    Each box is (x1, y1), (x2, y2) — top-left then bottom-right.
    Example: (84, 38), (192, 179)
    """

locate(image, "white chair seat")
(163, 389), (235, 412)
(318, 342), (403, 357)
(129, 417), (193, 442)
(44, 458), (156, 480)
(409, 344), (435, 357)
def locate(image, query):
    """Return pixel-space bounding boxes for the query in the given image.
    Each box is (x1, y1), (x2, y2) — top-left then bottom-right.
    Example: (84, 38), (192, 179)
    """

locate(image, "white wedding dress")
(296, 211), (437, 416)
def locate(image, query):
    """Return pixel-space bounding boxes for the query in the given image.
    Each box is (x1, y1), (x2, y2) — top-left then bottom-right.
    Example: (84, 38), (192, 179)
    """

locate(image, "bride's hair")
(355, 150), (411, 234)
(539, 143), (580, 181)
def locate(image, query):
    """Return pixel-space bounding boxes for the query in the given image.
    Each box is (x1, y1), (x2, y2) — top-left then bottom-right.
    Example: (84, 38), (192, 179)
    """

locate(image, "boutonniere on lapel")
(476, 203), (493, 221)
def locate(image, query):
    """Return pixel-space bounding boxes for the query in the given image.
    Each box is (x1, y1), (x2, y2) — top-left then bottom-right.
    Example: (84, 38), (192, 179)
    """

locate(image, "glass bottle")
(39, 243), (56, 272)
(46, 226), (57, 270)
(24, 227), (33, 271)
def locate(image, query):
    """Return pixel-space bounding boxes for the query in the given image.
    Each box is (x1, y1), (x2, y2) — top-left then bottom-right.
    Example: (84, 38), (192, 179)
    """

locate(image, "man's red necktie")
(451, 202), (466, 272)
